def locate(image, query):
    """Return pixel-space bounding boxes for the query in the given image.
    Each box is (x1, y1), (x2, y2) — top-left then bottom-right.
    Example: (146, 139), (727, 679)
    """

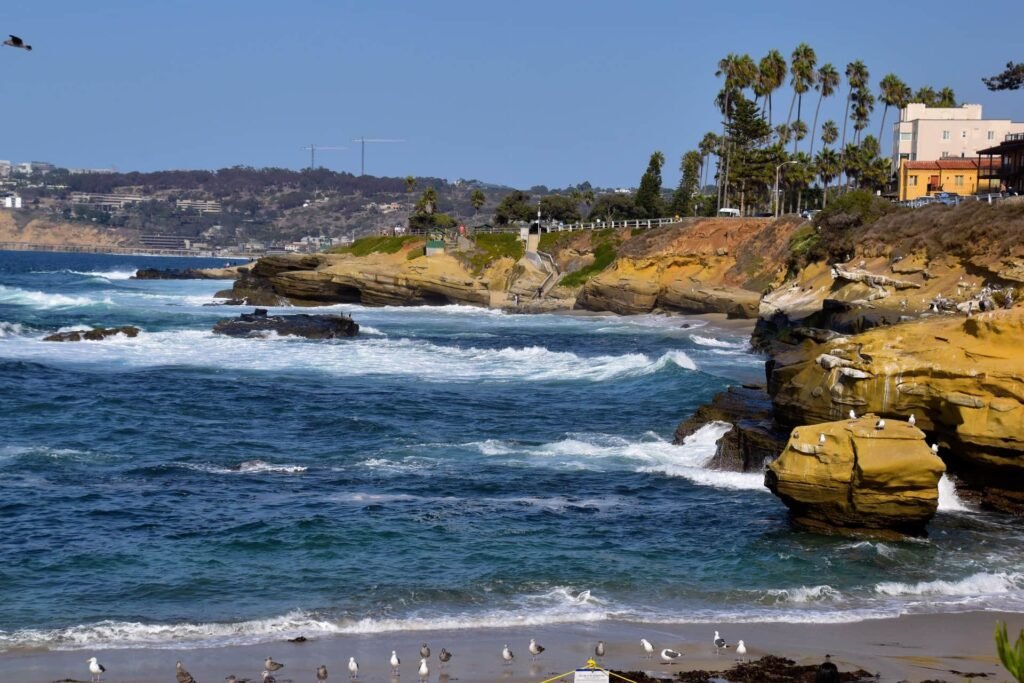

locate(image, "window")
(942, 130), (951, 140)
(955, 175), (964, 186)
(988, 131), (995, 140)
(900, 132), (913, 141)
(962, 130), (968, 138)
(909, 176), (918, 186)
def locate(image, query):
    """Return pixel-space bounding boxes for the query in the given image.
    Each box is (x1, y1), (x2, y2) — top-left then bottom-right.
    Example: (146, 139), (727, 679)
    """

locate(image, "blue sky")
(2, 0), (1022, 188)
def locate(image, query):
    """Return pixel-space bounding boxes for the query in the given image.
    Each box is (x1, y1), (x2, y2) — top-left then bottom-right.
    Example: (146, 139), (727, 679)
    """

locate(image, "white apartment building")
(0, 160), (11, 177)
(892, 103), (1024, 169)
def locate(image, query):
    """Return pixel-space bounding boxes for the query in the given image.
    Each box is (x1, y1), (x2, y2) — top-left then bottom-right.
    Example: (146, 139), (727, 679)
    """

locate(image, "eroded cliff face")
(767, 308), (1024, 513)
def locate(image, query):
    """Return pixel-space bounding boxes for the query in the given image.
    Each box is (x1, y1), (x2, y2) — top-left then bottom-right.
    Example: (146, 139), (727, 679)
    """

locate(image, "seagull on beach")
(641, 638), (654, 658)
(2, 34), (31, 51)
(176, 660), (197, 683)
(390, 651), (401, 674)
(420, 643), (431, 659)
(502, 644), (514, 665)
(87, 656), (106, 682)
(595, 640), (606, 658)
(875, 418), (886, 430)
(438, 648), (452, 667)
(418, 658), (429, 681)
(736, 640), (747, 661)
(529, 638), (545, 660)
(818, 432), (826, 445)
(660, 648), (682, 663)
(714, 631), (728, 654)
(317, 664), (329, 682)
(348, 656), (359, 679)
(261, 671), (276, 683)
(265, 656), (284, 672)
(908, 413), (916, 426)
(815, 654), (840, 683)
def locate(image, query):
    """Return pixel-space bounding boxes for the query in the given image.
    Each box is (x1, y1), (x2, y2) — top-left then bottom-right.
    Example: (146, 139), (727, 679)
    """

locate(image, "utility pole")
(352, 137), (404, 176)
(301, 144), (347, 170)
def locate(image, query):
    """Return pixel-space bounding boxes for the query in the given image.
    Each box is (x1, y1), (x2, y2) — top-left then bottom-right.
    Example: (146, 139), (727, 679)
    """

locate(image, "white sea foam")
(0, 285), (105, 308)
(874, 572), (1024, 598)
(938, 473), (971, 512)
(73, 269), (137, 280)
(635, 422), (767, 490)
(762, 585), (843, 604)
(180, 459), (307, 475)
(0, 321), (25, 337)
(691, 335), (746, 349)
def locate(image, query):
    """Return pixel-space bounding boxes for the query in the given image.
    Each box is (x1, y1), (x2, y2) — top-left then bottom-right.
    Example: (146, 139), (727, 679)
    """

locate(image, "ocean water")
(1, 250), (1022, 652)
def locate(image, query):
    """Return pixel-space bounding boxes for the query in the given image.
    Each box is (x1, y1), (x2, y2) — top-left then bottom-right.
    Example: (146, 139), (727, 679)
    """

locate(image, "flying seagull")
(264, 657), (284, 672)
(87, 656), (106, 683)
(3, 34), (31, 51)
(438, 648), (452, 666)
(660, 648), (682, 663)
(736, 640), (747, 661)
(502, 644), (514, 665)
(348, 656), (359, 679)
(714, 630), (728, 654)
(176, 660), (197, 683)
(389, 651), (401, 674)
(529, 638), (545, 660)
(595, 640), (606, 658)
(317, 664), (328, 683)
(420, 643), (431, 659)
(908, 413), (916, 426)
(641, 638), (654, 658)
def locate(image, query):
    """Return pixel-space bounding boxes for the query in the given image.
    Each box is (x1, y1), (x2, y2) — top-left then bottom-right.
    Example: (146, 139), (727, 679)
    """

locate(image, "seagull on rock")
(641, 638), (654, 658)
(528, 638), (545, 660)
(265, 657), (284, 673)
(502, 644), (514, 665)
(418, 658), (429, 682)
(595, 640), (606, 658)
(875, 418), (886, 430)
(2, 34), (31, 51)
(389, 651), (401, 675)
(849, 409), (857, 420)
(438, 649), (452, 667)
(660, 648), (682, 663)
(908, 413), (916, 426)
(714, 631), (728, 654)
(348, 656), (359, 679)
(931, 443), (940, 454)
(317, 664), (329, 682)
(87, 657), (106, 683)
(736, 640), (747, 661)
(420, 643), (431, 659)
(818, 432), (826, 445)
(176, 660), (197, 683)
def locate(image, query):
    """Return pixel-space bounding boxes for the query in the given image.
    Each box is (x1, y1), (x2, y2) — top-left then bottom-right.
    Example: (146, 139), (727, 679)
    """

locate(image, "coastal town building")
(70, 192), (149, 209)
(2, 194), (23, 209)
(175, 198), (222, 214)
(897, 158), (1001, 201)
(892, 104), (1024, 170)
(978, 133), (1024, 194)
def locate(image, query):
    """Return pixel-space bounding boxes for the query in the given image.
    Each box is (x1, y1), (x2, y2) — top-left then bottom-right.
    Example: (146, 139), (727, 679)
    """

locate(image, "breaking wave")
(0, 284), (107, 308)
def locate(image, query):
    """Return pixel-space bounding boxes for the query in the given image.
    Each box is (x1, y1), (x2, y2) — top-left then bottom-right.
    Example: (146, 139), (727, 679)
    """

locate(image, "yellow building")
(898, 158), (1001, 201)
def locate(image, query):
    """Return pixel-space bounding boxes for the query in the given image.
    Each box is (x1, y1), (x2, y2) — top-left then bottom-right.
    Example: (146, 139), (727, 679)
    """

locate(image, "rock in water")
(212, 310), (358, 339)
(765, 416), (945, 539)
(134, 267), (232, 280)
(44, 326), (140, 342)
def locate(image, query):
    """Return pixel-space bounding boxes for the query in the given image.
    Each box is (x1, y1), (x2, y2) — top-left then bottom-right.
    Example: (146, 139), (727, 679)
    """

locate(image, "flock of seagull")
(83, 632), (752, 683)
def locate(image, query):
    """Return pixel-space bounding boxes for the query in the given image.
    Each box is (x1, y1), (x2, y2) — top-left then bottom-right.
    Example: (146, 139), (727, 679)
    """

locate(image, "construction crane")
(352, 137), (404, 176)
(301, 144), (347, 170)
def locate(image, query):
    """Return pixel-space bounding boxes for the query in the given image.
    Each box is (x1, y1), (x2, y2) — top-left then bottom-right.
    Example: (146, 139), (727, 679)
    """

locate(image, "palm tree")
(757, 49), (787, 127)
(937, 86), (957, 107)
(789, 152), (814, 212)
(878, 74), (911, 141)
(914, 86), (937, 106)
(815, 148), (841, 207)
(470, 188), (486, 215)
(841, 61), (869, 172)
(808, 63), (839, 158)
(853, 87), (875, 145)
(775, 123), (792, 147)
(714, 53), (758, 210)
(405, 176), (416, 194)
(785, 43), (817, 154)
(791, 120), (808, 151)
(698, 132), (718, 190)
(821, 120), (839, 148)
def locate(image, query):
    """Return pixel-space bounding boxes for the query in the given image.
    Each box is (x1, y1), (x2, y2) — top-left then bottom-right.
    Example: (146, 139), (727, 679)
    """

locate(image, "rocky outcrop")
(765, 416), (945, 538)
(767, 308), (1024, 513)
(212, 309), (358, 339)
(674, 385), (788, 472)
(134, 267), (238, 280)
(43, 326), (140, 342)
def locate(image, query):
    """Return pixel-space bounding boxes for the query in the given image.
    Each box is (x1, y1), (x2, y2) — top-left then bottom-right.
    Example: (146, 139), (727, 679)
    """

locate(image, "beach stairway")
(525, 250), (560, 298)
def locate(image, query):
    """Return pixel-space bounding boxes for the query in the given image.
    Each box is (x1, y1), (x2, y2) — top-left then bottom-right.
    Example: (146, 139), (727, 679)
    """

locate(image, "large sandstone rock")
(768, 308), (1024, 513)
(765, 416), (945, 538)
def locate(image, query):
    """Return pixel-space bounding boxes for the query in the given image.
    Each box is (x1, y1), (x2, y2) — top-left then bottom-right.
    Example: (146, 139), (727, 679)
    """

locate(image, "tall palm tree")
(841, 61), (869, 162)
(937, 86), (957, 107)
(914, 86), (937, 106)
(821, 120), (839, 149)
(789, 151), (814, 212)
(785, 43), (817, 154)
(791, 120), (808, 150)
(714, 53), (757, 210)
(808, 63), (839, 158)
(853, 87), (875, 145)
(878, 74), (912, 157)
(698, 132), (718, 190)
(775, 123), (792, 147)
(815, 148), (841, 207)
(757, 49), (787, 127)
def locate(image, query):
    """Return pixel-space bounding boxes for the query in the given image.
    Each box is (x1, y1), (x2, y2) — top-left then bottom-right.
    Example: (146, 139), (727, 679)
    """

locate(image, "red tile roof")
(904, 159), (1001, 171)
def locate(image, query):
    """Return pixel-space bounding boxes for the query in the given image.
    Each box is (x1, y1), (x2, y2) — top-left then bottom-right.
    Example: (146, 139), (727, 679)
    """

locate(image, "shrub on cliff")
(790, 190), (897, 267)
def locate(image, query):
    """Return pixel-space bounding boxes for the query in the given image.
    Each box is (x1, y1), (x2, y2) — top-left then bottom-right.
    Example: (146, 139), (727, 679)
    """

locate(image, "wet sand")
(3, 611), (1021, 683)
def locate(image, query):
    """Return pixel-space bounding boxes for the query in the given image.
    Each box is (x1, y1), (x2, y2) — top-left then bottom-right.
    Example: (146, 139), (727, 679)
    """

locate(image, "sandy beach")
(4, 611), (1021, 683)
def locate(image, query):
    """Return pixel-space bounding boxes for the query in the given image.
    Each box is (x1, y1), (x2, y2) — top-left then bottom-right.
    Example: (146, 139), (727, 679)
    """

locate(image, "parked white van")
(717, 208), (740, 217)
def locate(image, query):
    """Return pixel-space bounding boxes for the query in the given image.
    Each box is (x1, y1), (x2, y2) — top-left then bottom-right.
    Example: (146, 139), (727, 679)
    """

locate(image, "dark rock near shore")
(674, 385), (788, 472)
(212, 309), (358, 339)
(612, 656), (875, 682)
(43, 326), (140, 342)
(134, 267), (223, 280)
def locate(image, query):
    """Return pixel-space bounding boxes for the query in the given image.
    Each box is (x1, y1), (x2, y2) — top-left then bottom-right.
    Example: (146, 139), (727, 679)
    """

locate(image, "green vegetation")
(635, 151), (666, 218)
(983, 61), (1024, 91)
(466, 233), (524, 274)
(996, 621), (1024, 682)
(559, 230), (621, 287)
(330, 235), (420, 256)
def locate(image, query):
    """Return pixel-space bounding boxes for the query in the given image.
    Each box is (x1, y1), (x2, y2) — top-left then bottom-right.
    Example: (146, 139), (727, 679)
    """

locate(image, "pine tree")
(670, 151), (702, 216)
(635, 151), (666, 218)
